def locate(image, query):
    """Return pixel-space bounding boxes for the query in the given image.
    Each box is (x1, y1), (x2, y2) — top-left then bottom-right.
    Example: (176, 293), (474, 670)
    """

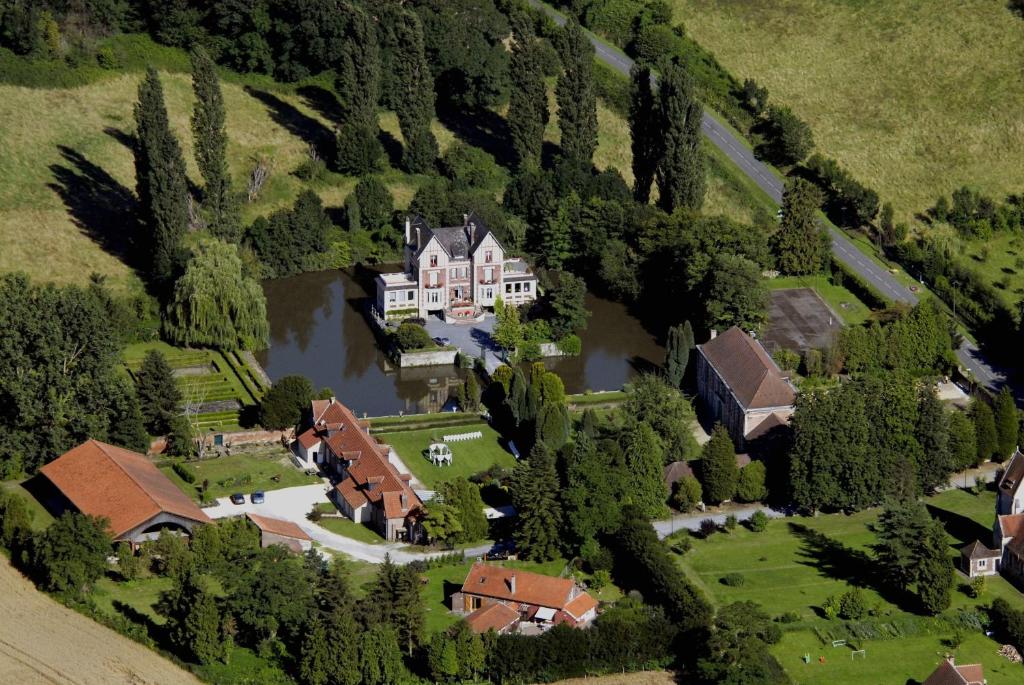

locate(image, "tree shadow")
(47, 145), (138, 267)
(244, 86), (334, 160)
(626, 355), (659, 376)
(436, 104), (514, 169)
(296, 84), (344, 124)
(102, 126), (134, 151)
(112, 599), (165, 644)
(379, 129), (403, 169)
(441, 580), (461, 610)
(925, 503), (992, 549)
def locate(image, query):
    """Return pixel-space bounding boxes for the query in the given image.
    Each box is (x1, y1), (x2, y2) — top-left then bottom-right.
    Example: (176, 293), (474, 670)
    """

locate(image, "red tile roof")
(464, 603), (519, 634)
(296, 427), (320, 450)
(461, 563), (579, 610)
(923, 659), (984, 685)
(699, 327), (796, 410)
(246, 513), (311, 541)
(564, 592), (599, 620)
(998, 513), (1024, 540)
(39, 439), (211, 539)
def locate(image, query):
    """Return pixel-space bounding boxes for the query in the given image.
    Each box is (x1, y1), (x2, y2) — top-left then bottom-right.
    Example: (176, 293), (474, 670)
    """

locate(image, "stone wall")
(148, 428), (291, 456)
(399, 348), (459, 367)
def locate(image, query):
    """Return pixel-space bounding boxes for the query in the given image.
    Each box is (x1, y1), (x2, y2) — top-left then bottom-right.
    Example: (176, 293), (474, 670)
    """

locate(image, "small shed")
(960, 540), (1000, 578)
(246, 513), (313, 553)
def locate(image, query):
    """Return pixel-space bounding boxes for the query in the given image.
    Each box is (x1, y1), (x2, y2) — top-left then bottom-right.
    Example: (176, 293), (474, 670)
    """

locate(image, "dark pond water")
(256, 269), (665, 416)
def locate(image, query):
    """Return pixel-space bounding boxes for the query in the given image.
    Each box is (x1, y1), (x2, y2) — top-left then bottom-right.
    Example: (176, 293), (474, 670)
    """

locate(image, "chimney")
(463, 213), (469, 226)
(508, 573), (516, 595)
(709, 329), (718, 340)
(405, 217), (411, 245)
(415, 226), (421, 247)
(329, 396), (335, 405)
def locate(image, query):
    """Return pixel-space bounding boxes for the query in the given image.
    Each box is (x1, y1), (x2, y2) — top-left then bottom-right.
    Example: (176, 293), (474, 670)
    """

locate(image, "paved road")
(528, 0), (1005, 392)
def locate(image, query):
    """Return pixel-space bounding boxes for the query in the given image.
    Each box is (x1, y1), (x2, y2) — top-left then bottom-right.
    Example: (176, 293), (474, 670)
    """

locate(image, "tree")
(548, 271), (591, 338)
(32, 513), (111, 598)
(994, 386), (1018, 459)
(427, 621), (484, 682)
(540, 192), (576, 270)
(0, 492), (32, 548)
(656, 60), (704, 212)
(435, 479), (488, 543)
(492, 297), (524, 353)
(697, 601), (788, 685)
(624, 374), (700, 462)
(247, 189), (332, 277)
(190, 45), (238, 241)
(915, 388), (953, 494)
(510, 443), (564, 560)
(701, 425), (739, 504)
(299, 616), (331, 685)
(622, 420), (667, 517)
(335, 4), (383, 174)
(228, 546), (316, 647)
(671, 475), (703, 511)
(359, 624), (403, 685)
(629, 63), (659, 203)
(948, 409), (978, 471)
(535, 401), (571, 451)
(971, 398), (998, 464)
(136, 349), (182, 435)
(368, 557), (424, 655)
(394, 323), (433, 351)
(874, 501), (952, 614)
(423, 502), (464, 545)
(159, 570), (229, 665)
(164, 238), (269, 350)
(704, 253), (769, 332)
(133, 67), (188, 285)
(664, 320), (694, 389)
(259, 375), (313, 430)
(765, 105), (814, 164)
(393, 10), (438, 173)
(773, 179), (828, 275)
(507, 28), (548, 170)
(556, 19), (598, 164)
(735, 461), (767, 502)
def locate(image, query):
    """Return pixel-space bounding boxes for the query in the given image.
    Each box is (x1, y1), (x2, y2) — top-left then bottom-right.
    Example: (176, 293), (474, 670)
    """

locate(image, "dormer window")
(485, 250), (493, 264)
(430, 255), (438, 267)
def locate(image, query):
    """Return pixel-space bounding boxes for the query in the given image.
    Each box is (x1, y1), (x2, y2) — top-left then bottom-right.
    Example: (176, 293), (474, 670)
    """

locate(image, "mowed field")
(670, 0), (1024, 223)
(0, 556), (199, 684)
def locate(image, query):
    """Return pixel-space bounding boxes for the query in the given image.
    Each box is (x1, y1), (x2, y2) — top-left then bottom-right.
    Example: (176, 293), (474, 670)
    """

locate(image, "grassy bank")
(379, 424), (517, 488)
(669, 0), (1024, 224)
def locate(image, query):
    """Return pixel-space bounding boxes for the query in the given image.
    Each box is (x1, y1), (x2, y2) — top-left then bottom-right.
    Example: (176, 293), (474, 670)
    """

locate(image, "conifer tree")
(190, 46), (238, 241)
(622, 420), (667, 517)
(299, 617), (330, 685)
(700, 424), (738, 504)
(664, 320), (694, 389)
(556, 18), (597, 164)
(359, 623), (403, 685)
(511, 443), (564, 560)
(971, 399), (998, 463)
(915, 388), (952, 494)
(135, 349), (182, 434)
(133, 67), (188, 285)
(540, 191), (576, 270)
(773, 178), (829, 275)
(655, 60), (704, 212)
(629, 63), (658, 203)
(335, 4), (383, 174)
(994, 386), (1018, 459)
(393, 10), (438, 173)
(159, 570), (228, 665)
(874, 501), (952, 614)
(535, 401), (570, 451)
(507, 28), (548, 170)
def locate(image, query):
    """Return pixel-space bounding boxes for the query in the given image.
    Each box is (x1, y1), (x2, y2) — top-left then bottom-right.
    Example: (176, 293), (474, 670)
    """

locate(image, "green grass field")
(673, 488), (1024, 684)
(161, 448), (320, 502)
(669, 0), (1024, 226)
(92, 575), (173, 624)
(766, 276), (872, 326)
(0, 479), (55, 531)
(315, 515), (385, 545)
(378, 423), (518, 488)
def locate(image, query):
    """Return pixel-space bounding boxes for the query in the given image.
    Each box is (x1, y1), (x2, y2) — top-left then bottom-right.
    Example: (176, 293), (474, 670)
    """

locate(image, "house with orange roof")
(921, 657), (984, 685)
(295, 397), (422, 542)
(246, 513), (312, 554)
(696, 327), (796, 449)
(452, 563), (599, 634)
(37, 439), (211, 548)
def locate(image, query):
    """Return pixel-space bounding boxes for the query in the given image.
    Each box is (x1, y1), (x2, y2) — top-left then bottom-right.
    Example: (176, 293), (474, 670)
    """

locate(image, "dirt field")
(551, 672), (676, 685)
(0, 557), (199, 685)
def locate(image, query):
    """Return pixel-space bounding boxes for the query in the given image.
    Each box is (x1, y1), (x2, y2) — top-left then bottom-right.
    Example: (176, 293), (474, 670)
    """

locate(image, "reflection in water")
(257, 271), (666, 415)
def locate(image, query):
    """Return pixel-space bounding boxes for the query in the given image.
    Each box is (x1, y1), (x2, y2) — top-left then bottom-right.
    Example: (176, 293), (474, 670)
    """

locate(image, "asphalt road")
(528, 0), (1005, 392)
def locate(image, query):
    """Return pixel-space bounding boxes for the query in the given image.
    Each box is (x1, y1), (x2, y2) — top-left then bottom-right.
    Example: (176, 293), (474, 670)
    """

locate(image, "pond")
(256, 269), (665, 417)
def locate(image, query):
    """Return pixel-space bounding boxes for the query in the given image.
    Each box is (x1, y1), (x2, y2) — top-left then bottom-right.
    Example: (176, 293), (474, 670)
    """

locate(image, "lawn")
(766, 275), (872, 326)
(0, 479), (55, 532)
(161, 447), (321, 502)
(315, 515), (385, 545)
(378, 423), (518, 488)
(92, 574), (173, 625)
(668, 0), (1024, 225)
(672, 488), (1024, 683)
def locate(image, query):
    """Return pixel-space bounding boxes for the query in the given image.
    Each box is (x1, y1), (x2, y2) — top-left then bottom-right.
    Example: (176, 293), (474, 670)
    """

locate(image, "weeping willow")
(164, 238), (270, 350)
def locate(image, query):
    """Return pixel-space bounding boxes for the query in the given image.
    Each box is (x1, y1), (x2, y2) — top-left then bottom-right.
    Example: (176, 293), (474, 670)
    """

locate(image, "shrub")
(394, 323), (434, 352)
(720, 572), (745, 587)
(671, 475), (703, 512)
(748, 510), (769, 532)
(699, 518), (718, 538)
(589, 569), (611, 591)
(669, 535), (692, 556)
(96, 45), (118, 69)
(968, 576), (986, 598)
(440, 142), (506, 190)
(736, 461), (768, 503)
(352, 176), (394, 229)
(307, 506), (323, 522)
(556, 334), (582, 356)
(776, 611), (800, 624)
(260, 375), (314, 430)
(838, 587), (869, 620)
(822, 595), (841, 620)
(172, 461), (197, 484)
(295, 157), (327, 182)
(724, 514), (738, 531)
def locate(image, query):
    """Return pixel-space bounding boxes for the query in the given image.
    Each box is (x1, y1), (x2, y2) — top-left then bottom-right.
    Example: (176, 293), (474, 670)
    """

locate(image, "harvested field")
(551, 672), (676, 685)
(0, 556), (199, 685)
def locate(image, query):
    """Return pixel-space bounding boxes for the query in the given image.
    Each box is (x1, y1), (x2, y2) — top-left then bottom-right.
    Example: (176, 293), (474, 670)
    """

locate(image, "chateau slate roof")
(698, 327), (796, 411)
(411, 212), (501, 259)
(998, 449), (1024, 499)
(40, 439), (211, 539)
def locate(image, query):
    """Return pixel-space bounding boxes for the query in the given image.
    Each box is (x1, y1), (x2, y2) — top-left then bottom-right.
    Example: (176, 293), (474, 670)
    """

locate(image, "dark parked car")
(251, 491), (265, 504)
(229, 493), (245, 505)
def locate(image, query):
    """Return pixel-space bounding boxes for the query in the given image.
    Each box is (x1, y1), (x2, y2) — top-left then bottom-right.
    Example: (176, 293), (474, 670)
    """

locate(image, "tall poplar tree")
(335, 4), (383, 174)
(994, 386), (1018, 459)
(664, 320), (694, 389)
(972, 399), (998, 463)
(655, 61), (704, 212)
(393, 10), (438, 173)
(190, 46), (238, 241)
(555, 18), (597, 164)
(629, 63), (658, 203)
(700, 424), (738, 504)
(622, 420), (667, 517)
(134, 67), (188, 285)
(136, 349), (182, 434)
(511, 443), (564, 561)
(507, 28), (548, 170)
(915, 388), (952, 494)
(772, 178), (829, 275)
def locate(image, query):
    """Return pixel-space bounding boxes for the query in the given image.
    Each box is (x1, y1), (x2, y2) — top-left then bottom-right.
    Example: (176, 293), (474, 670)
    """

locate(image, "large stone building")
(38, 439), (211, 548)
(375, 213), (538, 321)
(695, 327), (797, 449)
(960, 449), (1024, 586)
(294, 398), (422, 542)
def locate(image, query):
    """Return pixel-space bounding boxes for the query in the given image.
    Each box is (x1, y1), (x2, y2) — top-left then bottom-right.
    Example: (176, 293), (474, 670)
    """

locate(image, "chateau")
(375, 213), (538, 321)
(962, 449), (1024, 586)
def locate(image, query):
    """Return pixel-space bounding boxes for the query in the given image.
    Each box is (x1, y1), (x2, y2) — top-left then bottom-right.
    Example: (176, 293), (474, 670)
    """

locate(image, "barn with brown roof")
(451, 563), (598, 633)
(696, 327), (796, 449)
(246, 513), (313, 553)
(38, 439), (211, 547)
